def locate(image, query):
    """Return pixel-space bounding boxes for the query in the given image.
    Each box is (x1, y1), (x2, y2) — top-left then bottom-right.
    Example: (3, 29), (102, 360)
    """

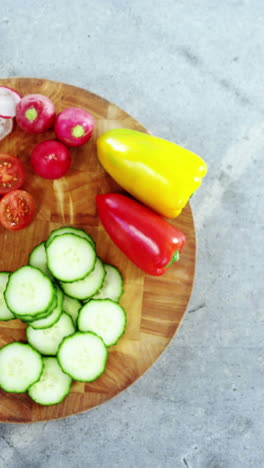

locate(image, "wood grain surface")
(0, 78), (196, 423)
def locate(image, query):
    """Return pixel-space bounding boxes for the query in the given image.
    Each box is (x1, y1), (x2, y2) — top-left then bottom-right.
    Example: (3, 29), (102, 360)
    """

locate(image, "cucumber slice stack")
(0, 226), (127, 406)
(60, 257), (106, 300)
(46, 233), (96, 282)
(4, 266), (56, 319)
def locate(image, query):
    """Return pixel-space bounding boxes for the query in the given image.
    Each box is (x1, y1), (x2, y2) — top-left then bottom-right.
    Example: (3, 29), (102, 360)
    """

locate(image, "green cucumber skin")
(0, 271), (15, 321)
(57, 331), (108, 382)
(28, 357), (72, 406)
(46, 227), (96, 249)
(46, 234), (96, 283)
(28, 241), (53, 279)
(60, 271), (105, 301)
(78, 299), (127, 347)
(91, 264), (124, 302)
(59, 258), (106, 301)
(62, 295), (82, 325)
(29, 288), (63, 330)
(4, 266), (56, 318)
(30, 310), (62, 330)
(15, 294), (58, 323)
(0, 342), (44, 394)
(28, 381), (72, 406)
(105, 264), (124, 302)
(26, 313), (76, 356)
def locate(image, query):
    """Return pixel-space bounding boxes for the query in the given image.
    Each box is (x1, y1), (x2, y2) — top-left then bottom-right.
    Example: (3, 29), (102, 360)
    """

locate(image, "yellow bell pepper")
(96, 128), (207, 218)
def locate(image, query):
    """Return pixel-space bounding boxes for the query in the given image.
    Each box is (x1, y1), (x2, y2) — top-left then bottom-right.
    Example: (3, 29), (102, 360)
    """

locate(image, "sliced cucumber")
(29, 287), (63, 329)
(46, 234), (96, 282)
(4, 266), (55, 318)
(91, 264), (124, 302)
(29, 241), (53, 279)
(60, 257), (105, 300)
(57, 332), (108, 382)
(46, 227), (95, 249)
(0, 272), (15, 321)
(78, 299), (126, 347)
(19, 293), (58, 323)
(63, 295), (81, 325)
(27, 313), (75, 355)
(28, 357), (72, 406)
(0, 342), (43, 393)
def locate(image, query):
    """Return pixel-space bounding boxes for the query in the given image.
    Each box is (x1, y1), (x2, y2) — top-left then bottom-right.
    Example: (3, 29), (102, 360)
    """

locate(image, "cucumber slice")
(46, 227), (95, 249)
(0, 272), (15, 321)
(46, 234), (96, 282)
(60, 257), (105, 300)
(29, 287), (63, 329)
(57, 332), (108, 382)
(28, 357), (72, 406)
(19, 293), (58, 323)
(92, 264), (124, 302)
(4, 266), (55, 318)
(27, 313), (75, 355)
(0, 342), (43, 393)
(63, 294), (81, 325)
(78, 299), (126, 347)
(29, 241), (53, 279)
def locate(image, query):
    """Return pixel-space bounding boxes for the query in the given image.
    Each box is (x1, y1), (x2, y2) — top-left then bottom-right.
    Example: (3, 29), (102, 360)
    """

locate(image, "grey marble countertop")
(1, 1), (263, 467)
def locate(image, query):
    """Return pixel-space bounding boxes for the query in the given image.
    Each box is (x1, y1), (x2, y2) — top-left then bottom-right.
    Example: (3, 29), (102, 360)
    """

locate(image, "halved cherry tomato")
(0, 190), (35, 231)
(0, 153), (25, 195)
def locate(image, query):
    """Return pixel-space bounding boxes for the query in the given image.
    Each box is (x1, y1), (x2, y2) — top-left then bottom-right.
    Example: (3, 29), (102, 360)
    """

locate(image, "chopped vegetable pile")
(0, 227), (125, 406)
(0, 86), (95, 231)
(0, 82), (208, 407)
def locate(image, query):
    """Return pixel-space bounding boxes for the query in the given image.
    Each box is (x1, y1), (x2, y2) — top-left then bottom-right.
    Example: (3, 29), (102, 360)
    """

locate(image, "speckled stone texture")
(0, 0), (263, 467)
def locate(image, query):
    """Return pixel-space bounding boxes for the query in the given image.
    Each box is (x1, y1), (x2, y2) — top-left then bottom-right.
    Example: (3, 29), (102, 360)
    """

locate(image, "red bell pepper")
(96, 193), (186, 276)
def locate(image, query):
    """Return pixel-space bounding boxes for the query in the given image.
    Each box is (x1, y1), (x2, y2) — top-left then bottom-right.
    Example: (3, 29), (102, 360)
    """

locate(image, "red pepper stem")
(166, 250), (180, 268)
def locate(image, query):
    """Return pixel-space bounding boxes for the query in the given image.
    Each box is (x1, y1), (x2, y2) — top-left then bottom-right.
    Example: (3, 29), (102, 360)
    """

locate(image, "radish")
(54, 107), (94, 147)
(16, 94), (56, 134)
(0, 117), (13, 141)
(30, 140), (71, 179)
(0, 86), (21, 119)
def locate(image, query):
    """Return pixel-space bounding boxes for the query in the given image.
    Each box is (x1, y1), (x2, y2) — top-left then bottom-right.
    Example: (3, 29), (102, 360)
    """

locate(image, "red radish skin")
(31, 140), (71, 180)
(54, 107), (94, 147)
(16, 94), (56, 134)
(0, 86), (21, 119)
(0, 117), (13, 141)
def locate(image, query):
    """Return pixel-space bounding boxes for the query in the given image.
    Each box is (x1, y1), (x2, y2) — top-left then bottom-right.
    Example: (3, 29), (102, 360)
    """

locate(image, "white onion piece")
(0, 116), (13, 140)
(0, 86), (21, 118)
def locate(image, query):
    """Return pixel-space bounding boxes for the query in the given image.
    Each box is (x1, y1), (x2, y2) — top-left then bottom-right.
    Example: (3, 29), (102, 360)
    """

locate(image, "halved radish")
(0, 117), (13, 141)
(0, 86), (21, 119)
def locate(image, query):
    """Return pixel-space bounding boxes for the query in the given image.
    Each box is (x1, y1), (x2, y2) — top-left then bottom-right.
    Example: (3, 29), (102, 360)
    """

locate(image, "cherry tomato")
(0, 190), (35, 231)
(0, 153), (25, 195)
(30, 140), (71, 179)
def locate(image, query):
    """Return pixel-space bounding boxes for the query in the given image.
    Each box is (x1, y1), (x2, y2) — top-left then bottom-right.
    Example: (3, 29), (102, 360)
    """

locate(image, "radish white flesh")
(0, 117), (13, 141)
(0, 86), (21, 119)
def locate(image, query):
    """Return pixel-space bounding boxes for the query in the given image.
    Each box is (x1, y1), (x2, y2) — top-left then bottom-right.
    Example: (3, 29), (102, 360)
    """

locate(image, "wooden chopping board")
(0, 78), (196, 423)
